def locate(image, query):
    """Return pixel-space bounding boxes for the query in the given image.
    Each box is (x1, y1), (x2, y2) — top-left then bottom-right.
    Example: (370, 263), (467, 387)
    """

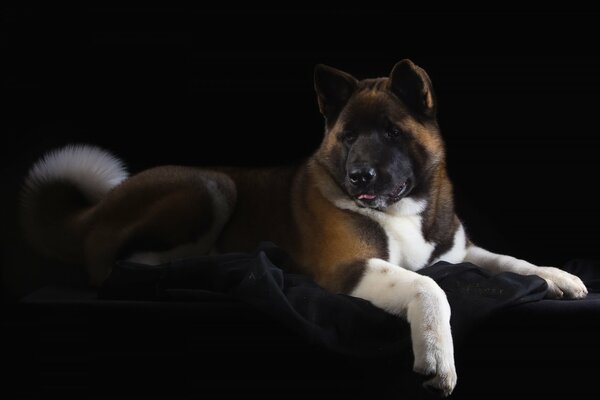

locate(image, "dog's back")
(21, 146), (385, 293)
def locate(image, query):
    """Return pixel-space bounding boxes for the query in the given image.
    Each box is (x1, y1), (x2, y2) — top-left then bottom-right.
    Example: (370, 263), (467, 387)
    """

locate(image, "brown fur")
(23, 60), (461, 294)
(422, 165), (460, 262)
(207, 162), (387, 292)
(310, 71), (458, 265)
(288, 161), (387, 291)
(77, 167), (234, 285)
(215, 166), (300, 254)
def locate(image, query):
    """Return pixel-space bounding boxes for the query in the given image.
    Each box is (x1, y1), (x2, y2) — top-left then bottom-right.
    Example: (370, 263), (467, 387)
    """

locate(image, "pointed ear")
(390, 59), (436, 117)
(314, 64), (358, 122)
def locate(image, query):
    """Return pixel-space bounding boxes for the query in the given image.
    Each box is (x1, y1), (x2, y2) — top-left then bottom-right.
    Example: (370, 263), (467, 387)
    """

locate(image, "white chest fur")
(377, 213), (434, 269)
(313, 172), (465, 270)
(329, 194), (436, 270)
(367, 199), (467, 269)
(366, 199), (435, 270)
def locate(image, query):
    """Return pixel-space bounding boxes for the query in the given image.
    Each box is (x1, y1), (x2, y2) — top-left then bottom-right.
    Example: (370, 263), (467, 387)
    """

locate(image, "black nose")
(348, 166), (376, 186)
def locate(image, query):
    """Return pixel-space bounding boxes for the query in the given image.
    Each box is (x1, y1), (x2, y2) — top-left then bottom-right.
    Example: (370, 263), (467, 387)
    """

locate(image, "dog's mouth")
(388, 180), (411, 202)
(354, 180), (411, 208)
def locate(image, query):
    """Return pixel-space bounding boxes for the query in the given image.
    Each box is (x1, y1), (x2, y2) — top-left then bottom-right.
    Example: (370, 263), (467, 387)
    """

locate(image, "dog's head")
(314, 60), (445, 211)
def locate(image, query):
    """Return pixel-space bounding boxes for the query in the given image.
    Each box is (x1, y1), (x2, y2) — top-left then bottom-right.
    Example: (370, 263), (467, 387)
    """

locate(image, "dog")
(21, 60), (588, 396)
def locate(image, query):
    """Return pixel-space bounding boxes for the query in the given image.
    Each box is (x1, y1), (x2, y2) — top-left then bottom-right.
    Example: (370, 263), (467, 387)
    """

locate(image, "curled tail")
(20, 144), (128, 263)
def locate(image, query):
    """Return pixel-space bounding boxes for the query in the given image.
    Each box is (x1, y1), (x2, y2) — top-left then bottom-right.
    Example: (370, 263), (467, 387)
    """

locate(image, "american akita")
(21, 60), (588, 396)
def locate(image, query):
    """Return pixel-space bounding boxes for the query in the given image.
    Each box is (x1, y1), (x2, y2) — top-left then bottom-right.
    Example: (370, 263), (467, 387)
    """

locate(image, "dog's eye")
(385, 127), (401, 140)
(342, 132), (357, 145)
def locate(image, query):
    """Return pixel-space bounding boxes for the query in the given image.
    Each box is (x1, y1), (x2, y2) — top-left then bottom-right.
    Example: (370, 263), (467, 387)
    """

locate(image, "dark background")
(2, 7), (600, 400)
(2, 7), (600, 298)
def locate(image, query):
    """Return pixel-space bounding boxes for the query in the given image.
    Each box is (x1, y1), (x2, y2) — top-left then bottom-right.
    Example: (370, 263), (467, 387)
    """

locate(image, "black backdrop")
(2, 7), (600, 299)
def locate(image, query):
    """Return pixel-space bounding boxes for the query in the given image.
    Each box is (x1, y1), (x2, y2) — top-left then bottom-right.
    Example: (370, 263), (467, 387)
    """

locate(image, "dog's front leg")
(464, 245), (587, 299)
(350, 258), (457, 396)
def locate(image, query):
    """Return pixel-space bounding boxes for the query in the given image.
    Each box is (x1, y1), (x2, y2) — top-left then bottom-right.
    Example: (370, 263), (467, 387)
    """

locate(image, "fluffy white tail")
(21, 144), (129, 262)
(24, 144), (128, 202)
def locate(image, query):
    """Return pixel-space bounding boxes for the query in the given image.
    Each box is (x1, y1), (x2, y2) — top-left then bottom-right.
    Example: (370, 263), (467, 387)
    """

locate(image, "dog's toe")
(544, 280), (564, 299)
(538, 267), (588, 300)
(413, 341), (457, 397)
(422, 367), (457, 397)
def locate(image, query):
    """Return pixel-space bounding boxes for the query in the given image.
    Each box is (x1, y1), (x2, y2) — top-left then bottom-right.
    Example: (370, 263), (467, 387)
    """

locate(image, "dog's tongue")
(358, 193), (376, 200)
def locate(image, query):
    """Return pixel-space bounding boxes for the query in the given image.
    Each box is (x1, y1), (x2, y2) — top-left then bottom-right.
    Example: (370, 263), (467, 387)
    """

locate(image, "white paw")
(409, 278), (457, 397)
(413, 332), (457, 397)
(535, 266), (588, 299)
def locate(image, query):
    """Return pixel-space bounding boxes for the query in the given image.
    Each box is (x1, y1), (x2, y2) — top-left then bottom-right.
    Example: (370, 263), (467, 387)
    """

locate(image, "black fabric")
(100, 242), (550, 357)
(6, 246), (600, 399)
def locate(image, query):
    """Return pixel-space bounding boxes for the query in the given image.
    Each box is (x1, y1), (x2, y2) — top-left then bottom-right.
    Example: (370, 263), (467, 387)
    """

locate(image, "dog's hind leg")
(83, 167), (237, 286)
(124, 172), (236, 265)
